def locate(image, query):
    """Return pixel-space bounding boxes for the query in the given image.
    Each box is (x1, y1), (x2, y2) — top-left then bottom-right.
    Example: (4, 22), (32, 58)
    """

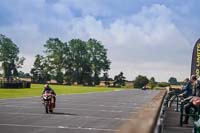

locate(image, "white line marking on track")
(3, 105), (124, 112)
(1, 101), (137, 108)
(0, 124), (119, 132)
(58, 126), (65, 128)
(0, 99), (139, 109)
(0, 112), (132, 121)
(56, 103), (135, 109)
(130, 112), (137, 114)
(114, 89), (122, 91)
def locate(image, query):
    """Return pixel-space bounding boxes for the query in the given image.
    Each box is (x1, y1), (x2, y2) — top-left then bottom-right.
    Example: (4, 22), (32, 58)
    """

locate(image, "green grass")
(0, 84), (126, 99)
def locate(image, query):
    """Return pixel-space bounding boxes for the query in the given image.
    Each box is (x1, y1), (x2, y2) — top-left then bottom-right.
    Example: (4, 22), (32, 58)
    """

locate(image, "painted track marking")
(0, 111), (133, 121)
(0, 124), (119, 132)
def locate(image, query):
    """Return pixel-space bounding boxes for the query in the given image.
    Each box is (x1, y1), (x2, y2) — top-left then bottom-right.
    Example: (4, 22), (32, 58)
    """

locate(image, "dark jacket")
(194, 81), (200, 97)
(181, 81), (193, 97)
(42, 87), (56, 95)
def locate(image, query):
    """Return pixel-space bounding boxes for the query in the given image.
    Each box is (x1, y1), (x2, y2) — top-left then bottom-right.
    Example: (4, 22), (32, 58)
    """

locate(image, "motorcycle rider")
(42, 84), (56, 108)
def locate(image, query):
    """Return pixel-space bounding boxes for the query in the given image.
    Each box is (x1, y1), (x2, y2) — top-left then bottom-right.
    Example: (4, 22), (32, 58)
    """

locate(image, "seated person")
(42, 84), (56, 108)
(183, 96), (200, 124)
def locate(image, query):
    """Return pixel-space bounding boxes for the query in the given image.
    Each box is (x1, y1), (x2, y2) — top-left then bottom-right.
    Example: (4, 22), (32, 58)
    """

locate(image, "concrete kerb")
(117, 90), (167, 133)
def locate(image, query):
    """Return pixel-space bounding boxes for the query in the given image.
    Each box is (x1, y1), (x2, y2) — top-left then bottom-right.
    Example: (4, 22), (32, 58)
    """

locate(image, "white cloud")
(19, 54), (35, 73)
(56, 0), (112, 17)
(111, 61), (189, 81)
(63, 4), (192, 81)
(0, 23), (46, 55)
(0, 2), (195, 81)
(52, 2), (73, 17)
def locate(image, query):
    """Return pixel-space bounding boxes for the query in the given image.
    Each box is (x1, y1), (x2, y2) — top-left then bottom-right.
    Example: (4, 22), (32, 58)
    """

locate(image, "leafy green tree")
(81, 63), (93, 85)
(31, 38), (111, 85)
(44, 38), (68, 83)
(68, 39), (91, 84)
(0, 34), (25, 81)
(30, 55), (50, 83)
(18, 71), (31, 78)
(168, 77), (178, 85)
(148, 77), (157, 89)
(157, 82), (170, 87)
(102, 72), (110, 86)
(134, 75), (149, 88)
(18, 71), (25, 78)
(87, 39), (111, 85)
(113, 72), (126, 86)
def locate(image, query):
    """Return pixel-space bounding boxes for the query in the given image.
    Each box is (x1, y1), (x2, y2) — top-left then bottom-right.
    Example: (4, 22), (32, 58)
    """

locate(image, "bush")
(0, 81), (31, 88)
(134, 75), (149, 88)
(108, 85), (121, 88)
(157, 82), (170, 87)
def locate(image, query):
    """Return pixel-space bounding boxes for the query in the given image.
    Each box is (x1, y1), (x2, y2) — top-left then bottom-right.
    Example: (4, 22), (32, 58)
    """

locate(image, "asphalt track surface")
(0, 89), (159, 133)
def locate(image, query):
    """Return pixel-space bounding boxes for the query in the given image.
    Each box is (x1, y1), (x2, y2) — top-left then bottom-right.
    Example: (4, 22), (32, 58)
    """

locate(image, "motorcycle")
(42, 92), (55, 113)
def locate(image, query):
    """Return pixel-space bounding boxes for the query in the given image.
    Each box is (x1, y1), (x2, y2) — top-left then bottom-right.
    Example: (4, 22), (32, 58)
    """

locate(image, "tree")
(168, 77), (178, 85)
(87, 39), (111, 85)
(157, 82), (170, 87)
(113, 72), (126, 86)
(44, 38), (68, 84)
(148, 77), (157, 89)
(134, 75), (149, 88)
(31, 38), (111, 85)
(0, 34), (25, 81)
(68, 39), (88, 84)
(30, 55), (50, 83)
(18, 71), (31, 78)
(102, 72), (110, 86)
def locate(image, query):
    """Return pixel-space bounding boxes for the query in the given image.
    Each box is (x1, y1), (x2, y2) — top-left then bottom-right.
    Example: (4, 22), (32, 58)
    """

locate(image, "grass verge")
(0, 84), (126, 99)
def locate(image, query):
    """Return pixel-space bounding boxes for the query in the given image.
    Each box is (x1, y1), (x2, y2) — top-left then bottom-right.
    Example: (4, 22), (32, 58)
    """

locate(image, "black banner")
(191, 38), (200, 78)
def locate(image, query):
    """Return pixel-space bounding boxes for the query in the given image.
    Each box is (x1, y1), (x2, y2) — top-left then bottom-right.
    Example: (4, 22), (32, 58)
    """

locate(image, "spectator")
(164, 78), (189, 107)
(182, 75), (198, 124)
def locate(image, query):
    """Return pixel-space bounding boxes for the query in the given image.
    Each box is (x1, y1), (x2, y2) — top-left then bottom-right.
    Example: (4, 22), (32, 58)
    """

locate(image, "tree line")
(133, 75), (182, 89)
(0, 34), (180, 88)
(0, 34), (110, 85)
(31, 38), (111, 85)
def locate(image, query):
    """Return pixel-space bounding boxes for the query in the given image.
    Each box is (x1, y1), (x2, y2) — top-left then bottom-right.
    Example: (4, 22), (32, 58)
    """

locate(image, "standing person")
(164, 78), (189, 107)
(179, 75), (197, 98)
(181, 75), (198, 124)
(193, 77), (200, 96)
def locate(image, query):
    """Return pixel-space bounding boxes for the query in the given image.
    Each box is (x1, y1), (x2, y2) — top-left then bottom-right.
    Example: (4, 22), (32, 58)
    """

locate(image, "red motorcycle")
(42, 92), (55, 113)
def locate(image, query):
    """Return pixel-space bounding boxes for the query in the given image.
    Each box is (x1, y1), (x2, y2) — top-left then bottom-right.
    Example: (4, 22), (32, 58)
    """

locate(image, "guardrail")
(117, 90), (166, 133)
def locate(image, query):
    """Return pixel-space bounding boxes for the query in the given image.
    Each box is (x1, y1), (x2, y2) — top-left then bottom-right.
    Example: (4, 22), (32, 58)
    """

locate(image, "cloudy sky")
(0, 0), (200, 81)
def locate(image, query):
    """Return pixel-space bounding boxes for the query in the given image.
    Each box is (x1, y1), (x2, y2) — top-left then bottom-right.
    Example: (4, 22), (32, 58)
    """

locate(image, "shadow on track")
(52, 112), (77, 116)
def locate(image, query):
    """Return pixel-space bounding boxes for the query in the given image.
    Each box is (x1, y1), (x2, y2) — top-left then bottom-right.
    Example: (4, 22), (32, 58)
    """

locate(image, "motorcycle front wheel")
(44, 102), (49, 114)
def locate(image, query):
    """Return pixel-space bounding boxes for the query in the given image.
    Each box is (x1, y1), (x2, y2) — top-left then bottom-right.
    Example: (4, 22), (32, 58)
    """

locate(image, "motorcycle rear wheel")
(49, 109), (53, 113)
